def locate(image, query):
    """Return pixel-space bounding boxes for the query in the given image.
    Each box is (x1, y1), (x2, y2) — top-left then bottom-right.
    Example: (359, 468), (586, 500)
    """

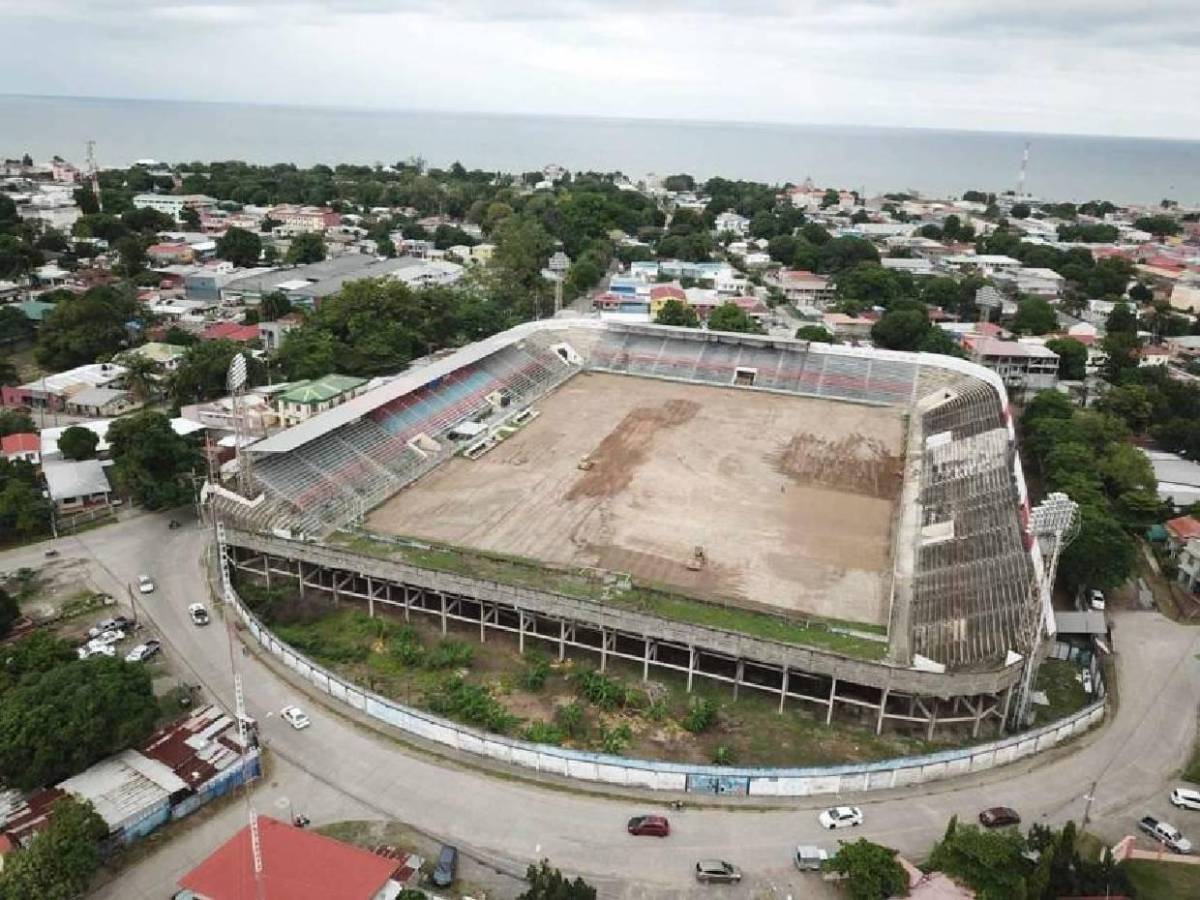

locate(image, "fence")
(223, 574), (1105, 797)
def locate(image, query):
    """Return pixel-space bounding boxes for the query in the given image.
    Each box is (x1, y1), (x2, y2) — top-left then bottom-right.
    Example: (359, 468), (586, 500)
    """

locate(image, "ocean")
(2, 94), (1199, 205)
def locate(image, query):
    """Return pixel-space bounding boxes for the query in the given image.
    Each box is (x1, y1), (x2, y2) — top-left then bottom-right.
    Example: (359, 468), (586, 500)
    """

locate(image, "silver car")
(695, 860), (742, 884)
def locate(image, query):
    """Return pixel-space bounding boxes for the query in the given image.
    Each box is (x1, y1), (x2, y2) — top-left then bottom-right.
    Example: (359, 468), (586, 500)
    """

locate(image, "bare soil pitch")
(366, 373), (905, 626)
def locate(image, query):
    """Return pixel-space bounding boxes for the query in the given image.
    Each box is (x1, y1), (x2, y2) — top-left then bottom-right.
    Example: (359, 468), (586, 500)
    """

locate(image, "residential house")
(1139, 345), (1172, 367)
(276, 375), (369, 428)
(0, 433), (39, 465)
(146, 242), (195, 266)
(1144, 451), (1200, 507)
(648, 284), (687, 318)
(1165, 515), (1200, 556)
(1168, 282), (1200, 314)
(268, 204), (342, 234)
(64, 386), (138, 418)
(1175, 538), (1200, 593)
(178, 816), (416, 900)
(772, 270), (835, 308)
(966, 337), (1059, 397)
(260, 312), (304, 353)
(822, 312), (875, 340)
(121, 342), (188, 373)
(713, 211), (750, 237)
(41, 459), (111, 513)
(1, 362), (126, 413)
(881, 257), (937, 277)
(941, 254), (1023, 276)
(201, 322), (261, 344)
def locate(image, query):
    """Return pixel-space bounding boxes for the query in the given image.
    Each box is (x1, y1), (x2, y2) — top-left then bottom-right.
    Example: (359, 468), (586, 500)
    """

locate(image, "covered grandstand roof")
(248, 318), (601, 454)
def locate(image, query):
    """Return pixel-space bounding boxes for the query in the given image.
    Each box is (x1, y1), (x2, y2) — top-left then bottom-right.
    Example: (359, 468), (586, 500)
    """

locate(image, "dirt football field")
(365, 372), (906, 626)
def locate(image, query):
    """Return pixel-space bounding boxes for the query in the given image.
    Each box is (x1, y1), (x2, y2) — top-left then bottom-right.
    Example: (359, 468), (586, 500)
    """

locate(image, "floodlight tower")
(86, 140), (102, 210)
(1017, 141), (1030, 198)
(548, 250), (571, 316)
(972, 285), (1003, 362)
(227, 352), (254, 495)
(1012, 492), (1080, 728)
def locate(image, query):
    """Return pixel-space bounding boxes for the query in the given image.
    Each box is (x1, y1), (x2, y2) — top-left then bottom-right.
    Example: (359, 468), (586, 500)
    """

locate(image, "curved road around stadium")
(11, 513), (1200, 898)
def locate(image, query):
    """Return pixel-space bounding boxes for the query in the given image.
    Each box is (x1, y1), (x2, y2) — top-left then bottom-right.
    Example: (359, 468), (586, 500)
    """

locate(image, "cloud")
(0, 0), (1197, 139)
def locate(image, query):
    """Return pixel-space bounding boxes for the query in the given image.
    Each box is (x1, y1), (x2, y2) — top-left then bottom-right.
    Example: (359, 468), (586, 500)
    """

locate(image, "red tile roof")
(1, 433), (39, 454)
(179, 816), (397, 900)
(1166, 515), (1200, 542)
(649, 285), (685, 301)
(203, 322), (261, 343)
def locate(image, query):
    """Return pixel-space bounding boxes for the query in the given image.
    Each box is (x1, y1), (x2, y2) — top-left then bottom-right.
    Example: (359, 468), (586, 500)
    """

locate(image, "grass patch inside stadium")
(238, 579), (947, 768)
(1032, 658), (1094, 724)
(330, 530), (889, 661)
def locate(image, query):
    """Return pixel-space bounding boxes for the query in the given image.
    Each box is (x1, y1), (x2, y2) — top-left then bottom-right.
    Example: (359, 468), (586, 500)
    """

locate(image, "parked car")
(979, 807), (1021, 828)
(694, 860), (742, 884)
(90, 628), (125, 647)
(794, 845), (829, 871)
(818, 806), (863, 829)
(77, 642), (116, 660)
(89, 616), (132, 638)
(188, 603), (210, 625)
(627, 815), (670, 837)
(1088, 589), (1106, 611)
(1139, 815), (1193, 853)
(280, 705), (311, 730)
(125, 640), (162, 663)
(138, 575), (155, 594)
(1171, 788), (1200, 811)
(431, 844), (459, 888)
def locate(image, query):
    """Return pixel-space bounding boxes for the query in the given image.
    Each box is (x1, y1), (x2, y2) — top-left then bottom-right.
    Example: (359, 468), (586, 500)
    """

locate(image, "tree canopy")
(35, 285), (138, 370)
(286, 231), (327, 264)
(171, 341), (265, 406)
(827, 839), (908, 900)
(1044, 337), (1087, 381)
(58, 426), (99, 461)
(107, 411), (203, 510)
(707, 303), (761, 334)
(0, 796), (109, 900)
(517, 860), (596, 900)
(216, 226), (263, 267)
(654, 298), (699, 328)
(1012, 296), (1057, 335)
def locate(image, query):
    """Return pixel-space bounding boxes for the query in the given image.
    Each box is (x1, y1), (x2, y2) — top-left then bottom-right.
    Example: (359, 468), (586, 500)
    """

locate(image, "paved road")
(8, 517), (1200, 898)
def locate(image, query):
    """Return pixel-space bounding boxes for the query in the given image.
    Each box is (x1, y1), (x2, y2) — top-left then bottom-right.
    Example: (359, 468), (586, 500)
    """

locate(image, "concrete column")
(1000, 686), (1013, 734)
(643, 639), (652, 681)
(296, 559), (305, 599)
(733, 660), (744, 700)
(262, 555), (271, 589)
(686, 646), (696, 693)
(972, 695), (985, 738)
(559, 620), (566, 661)
(876, 687), (890, 735)
(402, 585), (410, 623)
(926, 701), (938, 741)
(779, 668), (789, 714)
(367, 577), (374, 619)
(479, 602), (486, 644)
(599, 627), (608, 672)
(440, 592), (447, 636)
(518, 611), (526, 655)
(826, 677), (838, 725)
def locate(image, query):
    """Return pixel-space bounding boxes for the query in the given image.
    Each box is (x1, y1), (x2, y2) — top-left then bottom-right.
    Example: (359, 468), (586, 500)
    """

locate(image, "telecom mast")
(86, 140), (102, 210)
(1016, 141), (1030, 197)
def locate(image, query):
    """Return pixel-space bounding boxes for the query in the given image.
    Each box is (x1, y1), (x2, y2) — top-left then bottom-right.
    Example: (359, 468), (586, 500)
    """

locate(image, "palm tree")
(119, 353), (162, 404)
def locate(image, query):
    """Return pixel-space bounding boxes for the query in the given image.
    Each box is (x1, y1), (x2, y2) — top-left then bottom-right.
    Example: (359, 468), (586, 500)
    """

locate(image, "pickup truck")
(1139, 815), (1193, 853)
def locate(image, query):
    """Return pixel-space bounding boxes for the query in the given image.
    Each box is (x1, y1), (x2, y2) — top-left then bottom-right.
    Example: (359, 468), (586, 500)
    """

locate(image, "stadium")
(211, 319), (1049, 739)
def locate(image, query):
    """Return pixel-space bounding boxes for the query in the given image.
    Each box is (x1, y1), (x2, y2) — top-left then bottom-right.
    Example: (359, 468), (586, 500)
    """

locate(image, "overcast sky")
(3, 0), (1199, 139)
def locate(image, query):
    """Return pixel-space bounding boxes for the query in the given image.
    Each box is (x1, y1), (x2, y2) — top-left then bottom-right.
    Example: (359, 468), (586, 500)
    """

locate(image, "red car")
(979, 807), (1021, 828)
(627, 815), (670, 837)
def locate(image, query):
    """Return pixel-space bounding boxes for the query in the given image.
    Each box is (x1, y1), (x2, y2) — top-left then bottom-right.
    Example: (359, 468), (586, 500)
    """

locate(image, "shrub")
(522, 651), (551, 691)
(423, 676), (518, 734)
(681, 696), (718, 733)
(573, 669), (627, 710)
(521, 720), (564, 745)
(555, 702), (587, 739)
(712, 745), (735, 766)
(426, 639), (474, 669)
(599, 723), (632, 754)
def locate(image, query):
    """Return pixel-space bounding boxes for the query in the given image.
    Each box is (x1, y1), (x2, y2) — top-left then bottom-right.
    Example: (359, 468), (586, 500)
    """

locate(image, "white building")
(133, 194), (217, 220)
(713, 211), (750, 237)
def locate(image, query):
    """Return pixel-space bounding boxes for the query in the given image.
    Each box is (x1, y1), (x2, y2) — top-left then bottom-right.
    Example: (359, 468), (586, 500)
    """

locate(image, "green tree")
(484, 215), (554, 319)
(795, 325), (835, 343)
(171, 341), (264, 405)
(1128, 282), (1153, 304)
(707, 302), (760, 334)
(1095, 384), (1153, 431)
(1101, 331), (1141, 381)
(260, 290), (293, 322)
(654, 298), (700, 328)
(0, 357), (18, 386)
(1012, 296), (1057, 335)
(377, 235), (396, 258)
(180, 206), (201, 230)
(871, 308), (929, 351)
(0, 409), (35, 437)
(0, 656), (158, 789)
(0, 305), (36, 347)
(928, 822), (1030, 900)
(0, 587), (17, 639)
(286, 231), (327, 264)
(106, 411), (203, 510)
(114, 235), (147, 278)
(1058, 505), (1136, 590)
(518, 860), (596, 900)
(1010, 202), (1031, 219)
(118, 352), (162, 403)
(216, 226), (263, 267)
(827, 839), (909, 900)
(58, 426), (99, 461)
(1044, 338), (1087, 380)
(818, 236), (879, 273)
(1105, 302), (1138, 334)
(0, 461), (51, 541)
(1134, 214), (1182, 237)
(0, 796), (108, 900)
(36, 285), (138, 370)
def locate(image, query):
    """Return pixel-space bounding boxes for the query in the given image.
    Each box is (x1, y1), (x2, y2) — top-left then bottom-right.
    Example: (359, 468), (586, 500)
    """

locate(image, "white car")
(281, 705), (311, 730)
(1088, 589), (1106, 611)
(138, 575), (155, 594)
(188, 603), (210, 626)
(77, 642), (116, 660)
(124, 640), (161, 663)
(819, 806), (864, 829)
(90, 628), (125, 647)
(1172, 787), (1200, 811)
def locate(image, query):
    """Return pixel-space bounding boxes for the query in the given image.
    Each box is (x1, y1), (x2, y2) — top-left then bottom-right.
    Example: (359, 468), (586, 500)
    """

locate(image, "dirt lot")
(367, 372), (905, 626)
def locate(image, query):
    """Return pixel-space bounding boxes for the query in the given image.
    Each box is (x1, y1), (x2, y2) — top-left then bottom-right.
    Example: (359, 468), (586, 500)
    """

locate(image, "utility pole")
(86, 140), (102, 210)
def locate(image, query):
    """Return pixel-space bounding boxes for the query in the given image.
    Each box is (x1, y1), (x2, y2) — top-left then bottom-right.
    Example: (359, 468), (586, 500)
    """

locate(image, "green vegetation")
(0, 586), (17, 638)
(654, 297), (700, 328)
(1124, 859), (1200, 898)
(330, 531), (888, 659)
(826, 839), (908, 900)
(107, 411), (204, 510)
(707, 302), (762, 334)
(519, 860), (596, 900)
(1032, 658), (1092, 723)
(0, 632), (159, 790)
(0, 458), (52, 543)
(58, 425), (99, 461)
(35, 284), (140, 370)
(0, 796), (108, 899)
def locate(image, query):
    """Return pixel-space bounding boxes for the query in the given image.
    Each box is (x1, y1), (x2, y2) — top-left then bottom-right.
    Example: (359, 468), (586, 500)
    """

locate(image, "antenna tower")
(86, 140), (102, 210)
(1017, 141), (1030, 197)
(227, 353), (254, 494)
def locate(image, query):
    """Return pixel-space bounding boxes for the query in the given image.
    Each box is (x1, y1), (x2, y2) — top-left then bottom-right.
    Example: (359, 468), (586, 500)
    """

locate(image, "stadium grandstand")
(208, 318), (1041, 674)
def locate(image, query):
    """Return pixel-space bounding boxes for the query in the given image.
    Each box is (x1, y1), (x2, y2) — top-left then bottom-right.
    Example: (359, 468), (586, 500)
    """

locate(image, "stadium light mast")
(1012, 492), (1080, 729)
(548, 250), (571, 316)
(227, 352), (254, 495)
(972, 285), (1003, 364)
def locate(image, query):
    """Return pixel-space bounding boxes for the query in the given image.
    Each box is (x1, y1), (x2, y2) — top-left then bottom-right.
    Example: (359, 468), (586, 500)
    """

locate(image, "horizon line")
(4, 91), (1200, 147)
